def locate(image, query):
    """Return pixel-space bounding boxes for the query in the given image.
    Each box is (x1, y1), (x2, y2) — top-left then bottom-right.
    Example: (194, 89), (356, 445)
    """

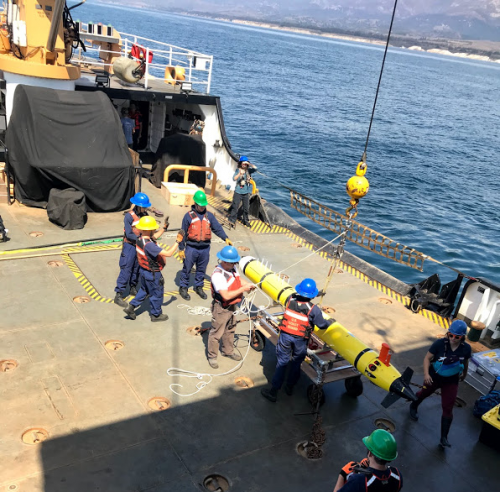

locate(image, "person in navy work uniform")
(334, 429), (403, 492)
(261, 278), (334, 402)
(178, 190), (232, 301)
(114, 192), (164, 308)
(123, 216), (181, 322)
(228, 155), (257, 228)
(409, 319), (472, 447)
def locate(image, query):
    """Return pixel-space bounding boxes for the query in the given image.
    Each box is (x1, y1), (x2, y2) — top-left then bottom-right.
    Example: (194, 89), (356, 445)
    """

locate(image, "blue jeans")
(272, 332), (308, 390)
(179, 245), (210, 288)
(129, 269), (164, 317)
(115, 242), (140, 293)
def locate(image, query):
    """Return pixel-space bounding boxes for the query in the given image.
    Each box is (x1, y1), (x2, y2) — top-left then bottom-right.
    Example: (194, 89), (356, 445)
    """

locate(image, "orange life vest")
(280, 297), (314, 338)
(211, 265), (242, 308)
(136, 236), (164, 272)
(187, 211), (212, 242)
(123, 210), (141, 244)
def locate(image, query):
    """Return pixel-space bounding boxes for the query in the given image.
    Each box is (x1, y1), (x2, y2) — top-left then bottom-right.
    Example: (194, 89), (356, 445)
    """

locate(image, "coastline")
(93, 2), (500, 64)
(203, 17), (500, 64)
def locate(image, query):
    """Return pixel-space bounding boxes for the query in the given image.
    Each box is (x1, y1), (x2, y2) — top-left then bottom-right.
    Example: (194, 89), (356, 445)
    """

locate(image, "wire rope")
(362, 0), (399, 159)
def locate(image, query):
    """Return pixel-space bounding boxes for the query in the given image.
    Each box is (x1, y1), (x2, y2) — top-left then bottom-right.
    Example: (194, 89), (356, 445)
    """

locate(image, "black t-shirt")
(429, 338), (472, 383)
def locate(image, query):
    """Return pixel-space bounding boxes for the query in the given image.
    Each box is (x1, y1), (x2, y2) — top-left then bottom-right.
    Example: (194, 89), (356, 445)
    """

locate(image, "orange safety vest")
(280, 298), (314, 338)
(123, 210), (141, 244)
(211, 266), (242, 308)
(187, 211), (212, 242)
(136, 236), (164, 272)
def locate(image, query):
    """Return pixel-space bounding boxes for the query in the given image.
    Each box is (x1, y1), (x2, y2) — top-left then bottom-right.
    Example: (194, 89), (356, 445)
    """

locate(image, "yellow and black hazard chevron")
(62, 253), (210, 304)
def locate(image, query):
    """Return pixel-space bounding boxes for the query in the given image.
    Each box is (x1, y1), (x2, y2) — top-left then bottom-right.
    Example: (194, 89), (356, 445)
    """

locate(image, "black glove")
(163, 216), (170, 231)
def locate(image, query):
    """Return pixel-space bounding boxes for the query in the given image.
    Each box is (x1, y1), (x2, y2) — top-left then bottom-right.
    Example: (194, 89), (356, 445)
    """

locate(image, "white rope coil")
(167, 285), (272, 397)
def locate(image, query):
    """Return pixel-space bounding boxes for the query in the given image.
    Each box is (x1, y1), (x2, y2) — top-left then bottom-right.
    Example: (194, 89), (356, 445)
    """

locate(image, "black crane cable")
(362, 0), (399, 160)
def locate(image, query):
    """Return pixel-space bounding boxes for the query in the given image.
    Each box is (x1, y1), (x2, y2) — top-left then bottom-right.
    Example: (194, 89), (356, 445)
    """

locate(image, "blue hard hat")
(217, 246), (241, 263)
(449, 319), (467, 337)
(295, 278), (318, 298)
(130, 192), (151, 208)
(239, 155), (249, 162)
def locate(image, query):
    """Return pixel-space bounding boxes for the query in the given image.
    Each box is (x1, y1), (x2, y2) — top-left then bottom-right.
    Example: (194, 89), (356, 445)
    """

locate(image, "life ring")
(164, 66), (186, 85)
(113, 57), (143, 84)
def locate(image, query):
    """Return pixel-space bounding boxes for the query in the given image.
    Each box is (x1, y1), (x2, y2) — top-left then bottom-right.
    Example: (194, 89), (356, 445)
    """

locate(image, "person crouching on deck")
(114, 192), (164, 308)
(123, 216), (181, 322)
(261, 278), (334, 402)
(178, 190), (233, 301)
(207, 246), (255, 369)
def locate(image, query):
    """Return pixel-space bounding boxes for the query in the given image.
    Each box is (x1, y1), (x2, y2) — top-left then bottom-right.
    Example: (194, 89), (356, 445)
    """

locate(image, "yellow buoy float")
(164, 66), (186, 85)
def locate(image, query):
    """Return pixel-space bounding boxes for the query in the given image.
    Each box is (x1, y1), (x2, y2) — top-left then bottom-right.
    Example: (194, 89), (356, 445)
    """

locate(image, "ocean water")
(83, 3), (499, 284)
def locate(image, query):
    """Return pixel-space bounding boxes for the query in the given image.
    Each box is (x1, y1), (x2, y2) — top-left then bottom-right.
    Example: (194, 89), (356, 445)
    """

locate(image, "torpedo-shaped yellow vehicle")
(239, 256), (418, 407)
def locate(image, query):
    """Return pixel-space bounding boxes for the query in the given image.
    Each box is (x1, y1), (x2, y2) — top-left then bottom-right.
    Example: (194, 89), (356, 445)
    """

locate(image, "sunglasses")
(447, 333), (463, 340)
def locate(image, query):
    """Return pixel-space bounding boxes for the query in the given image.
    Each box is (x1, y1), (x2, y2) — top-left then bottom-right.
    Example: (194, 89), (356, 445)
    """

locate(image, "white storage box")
(161, 182), (200, 206)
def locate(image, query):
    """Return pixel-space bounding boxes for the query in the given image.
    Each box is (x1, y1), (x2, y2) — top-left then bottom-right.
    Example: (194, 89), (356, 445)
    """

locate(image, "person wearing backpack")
(409, 319), (472, 447)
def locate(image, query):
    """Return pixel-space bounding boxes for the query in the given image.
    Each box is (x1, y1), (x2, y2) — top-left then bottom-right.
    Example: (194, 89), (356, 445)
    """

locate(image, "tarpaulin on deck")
(6, 85), (134, 212)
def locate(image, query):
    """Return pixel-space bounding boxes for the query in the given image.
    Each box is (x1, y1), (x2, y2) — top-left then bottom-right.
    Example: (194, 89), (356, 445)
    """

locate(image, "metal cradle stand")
(251, 309), (363, 405)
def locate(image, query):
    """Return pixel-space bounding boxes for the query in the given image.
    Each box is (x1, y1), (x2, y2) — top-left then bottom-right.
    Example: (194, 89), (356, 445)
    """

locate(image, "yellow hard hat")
(136, 216), (158, 231)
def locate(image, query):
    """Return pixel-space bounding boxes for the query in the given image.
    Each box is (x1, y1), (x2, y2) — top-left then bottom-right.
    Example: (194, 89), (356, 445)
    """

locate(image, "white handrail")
(76, 24), (213, 92)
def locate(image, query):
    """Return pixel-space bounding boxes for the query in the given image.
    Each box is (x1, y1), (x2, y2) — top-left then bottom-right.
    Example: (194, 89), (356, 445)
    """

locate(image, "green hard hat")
(193, 190), (207, 207)
(362, 429), (398, 461)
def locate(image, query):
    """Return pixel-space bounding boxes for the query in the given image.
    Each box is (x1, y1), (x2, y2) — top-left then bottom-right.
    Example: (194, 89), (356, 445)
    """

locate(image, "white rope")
(277, 231), (344, 276)
(167, 285), (273, 397)
(177, 304), (212, 316)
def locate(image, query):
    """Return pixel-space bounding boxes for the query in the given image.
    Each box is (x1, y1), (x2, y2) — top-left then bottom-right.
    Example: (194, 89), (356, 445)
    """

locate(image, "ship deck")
(0, 180), (497, 492)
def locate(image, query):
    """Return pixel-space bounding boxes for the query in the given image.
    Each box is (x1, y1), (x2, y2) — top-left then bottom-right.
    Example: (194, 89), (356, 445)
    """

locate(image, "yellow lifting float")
(345, 160), (369, 219)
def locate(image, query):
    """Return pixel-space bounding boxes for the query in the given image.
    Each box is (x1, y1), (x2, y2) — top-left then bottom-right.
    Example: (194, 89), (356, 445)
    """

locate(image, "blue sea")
(85, 2), (499, 284)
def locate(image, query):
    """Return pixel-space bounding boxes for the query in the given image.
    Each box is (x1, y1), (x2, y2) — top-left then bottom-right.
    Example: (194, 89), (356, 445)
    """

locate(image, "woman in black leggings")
(409, 319), (471, 447)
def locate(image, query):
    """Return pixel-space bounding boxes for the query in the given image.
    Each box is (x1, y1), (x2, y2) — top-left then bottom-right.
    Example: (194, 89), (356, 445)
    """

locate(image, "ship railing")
(72, 26), (214, 93)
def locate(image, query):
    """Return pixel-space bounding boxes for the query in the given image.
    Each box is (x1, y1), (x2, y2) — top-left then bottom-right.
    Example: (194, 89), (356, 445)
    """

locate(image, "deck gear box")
(161, 182), (199, 206)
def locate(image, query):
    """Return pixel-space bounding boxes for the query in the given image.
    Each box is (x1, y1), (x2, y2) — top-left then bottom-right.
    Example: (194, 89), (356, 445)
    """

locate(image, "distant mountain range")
(99, 0), (500, 41)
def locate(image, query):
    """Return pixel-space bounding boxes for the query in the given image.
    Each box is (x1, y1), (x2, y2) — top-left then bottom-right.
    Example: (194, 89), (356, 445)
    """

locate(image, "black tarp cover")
(6, 85), (134, 212)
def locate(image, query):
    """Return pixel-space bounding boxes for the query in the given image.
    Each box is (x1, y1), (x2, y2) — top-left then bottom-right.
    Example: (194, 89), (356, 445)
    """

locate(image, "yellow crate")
(161, 182), (200, 207)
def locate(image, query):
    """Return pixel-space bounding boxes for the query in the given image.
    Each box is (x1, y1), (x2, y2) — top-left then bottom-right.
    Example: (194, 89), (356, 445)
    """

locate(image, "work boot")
(284, 385), (294, 396)
(208, 358), (219, 369)
(228, 222), (236, 229)
(222, 352), (242, 361)
(151, 313), (169, 322)
(261, 387), (278, 403)
(114, 293), (128, 308)
(440, 416), (453, 448)
(194, 286), (207, 300)
(179, 287), (191, 301)
(409, 400), (420, 421)
(242, 220), (251, 227)
(123, 304), (137, 320)
(129, 285), (138, 296)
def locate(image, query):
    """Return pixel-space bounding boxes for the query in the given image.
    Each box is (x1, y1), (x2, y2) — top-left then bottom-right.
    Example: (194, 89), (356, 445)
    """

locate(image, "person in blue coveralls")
(228, 155), (257, 228)
(123, 216), (182, 322)
(178, 190), (233, 301)
(409, 319), (472, 448)
(333, 429), (403, 492)
(261, 278), (334, 402)
(114, 192), (166, 308)
(120, 107), (135, 148)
